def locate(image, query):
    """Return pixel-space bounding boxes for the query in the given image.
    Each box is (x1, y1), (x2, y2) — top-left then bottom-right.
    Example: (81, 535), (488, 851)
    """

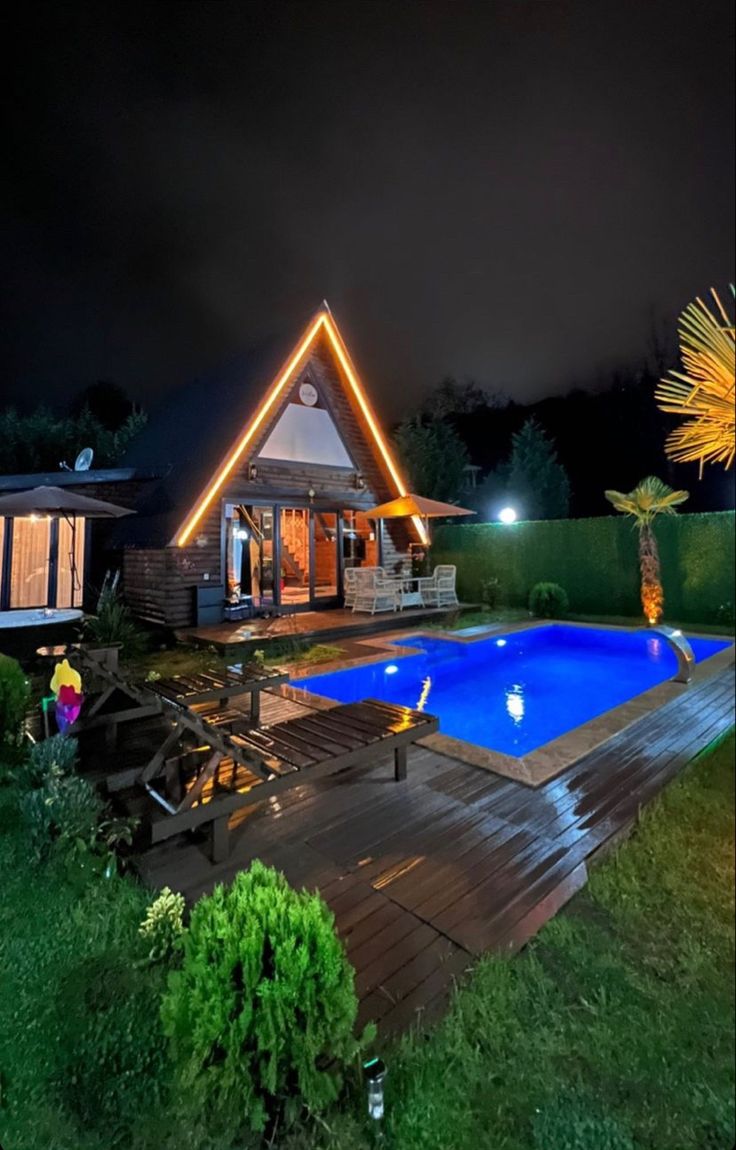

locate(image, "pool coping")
(278, 619), (735, 787)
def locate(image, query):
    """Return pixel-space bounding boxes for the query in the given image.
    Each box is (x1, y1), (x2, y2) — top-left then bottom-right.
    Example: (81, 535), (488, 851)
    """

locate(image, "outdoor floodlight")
(498, 506), (517, 524)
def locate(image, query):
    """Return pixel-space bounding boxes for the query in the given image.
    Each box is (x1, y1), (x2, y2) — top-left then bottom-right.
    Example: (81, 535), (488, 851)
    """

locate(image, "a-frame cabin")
(117, 303), (418, 627)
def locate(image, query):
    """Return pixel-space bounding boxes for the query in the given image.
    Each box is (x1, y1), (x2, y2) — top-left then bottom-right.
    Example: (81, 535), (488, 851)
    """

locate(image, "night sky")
(3, 0), (734, 420)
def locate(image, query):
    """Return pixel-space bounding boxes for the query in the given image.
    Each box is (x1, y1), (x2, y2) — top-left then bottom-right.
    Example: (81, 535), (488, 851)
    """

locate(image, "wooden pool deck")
(123, 662), (735, 1038)
(180, 602), (480, 654)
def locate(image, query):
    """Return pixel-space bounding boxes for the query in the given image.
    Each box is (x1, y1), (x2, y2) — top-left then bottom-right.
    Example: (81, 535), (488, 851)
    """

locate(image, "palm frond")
(604, 490), (637, 516)
(655, 286), (735, 473)
(605, 477), (689, 525)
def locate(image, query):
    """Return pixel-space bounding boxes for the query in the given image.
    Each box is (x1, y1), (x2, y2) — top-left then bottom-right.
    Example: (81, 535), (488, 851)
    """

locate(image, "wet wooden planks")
(126, 666), (733, 1036)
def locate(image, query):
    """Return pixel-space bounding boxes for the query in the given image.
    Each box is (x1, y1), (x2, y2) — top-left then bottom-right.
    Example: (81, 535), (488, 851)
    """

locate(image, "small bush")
(21, 733), (78, 789)
(139, 887), (186, 964)
(529, 581), (569, 618)
(480, 577), (500, 610)
(161, 860), (365, 1135)
(20, 772), (103, 860)
(0, 653), (30, 750)
(85, 587), (146, 656)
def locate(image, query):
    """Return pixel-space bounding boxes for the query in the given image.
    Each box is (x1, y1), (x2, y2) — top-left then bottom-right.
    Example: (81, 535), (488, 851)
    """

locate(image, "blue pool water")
(295, 625), (731, 757)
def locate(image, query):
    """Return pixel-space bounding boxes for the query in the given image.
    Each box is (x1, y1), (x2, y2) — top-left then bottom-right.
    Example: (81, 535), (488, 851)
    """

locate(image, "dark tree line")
(0, 382), (147, 474)
(395, 364), (734, 519)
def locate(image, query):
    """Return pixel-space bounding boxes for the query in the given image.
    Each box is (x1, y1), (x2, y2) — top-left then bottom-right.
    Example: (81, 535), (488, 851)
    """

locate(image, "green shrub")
(21, 733), (78, 789)
(85, 587), (146, 656)
(161, 860), (365, 1135)
(480, 577), (501, 610)
(139, 886), (186, 964)
(0, 653), (30, 750)
(19, 772), (103, 860)
(529, 581), (569, 618)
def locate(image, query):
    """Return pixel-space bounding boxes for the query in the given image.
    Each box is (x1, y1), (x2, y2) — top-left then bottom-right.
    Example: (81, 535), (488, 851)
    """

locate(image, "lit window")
(10, 517), (51, 607)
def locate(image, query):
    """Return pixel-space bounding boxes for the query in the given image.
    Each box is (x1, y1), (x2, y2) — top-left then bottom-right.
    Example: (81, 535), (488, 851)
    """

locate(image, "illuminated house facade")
(116, 304), (416, 628)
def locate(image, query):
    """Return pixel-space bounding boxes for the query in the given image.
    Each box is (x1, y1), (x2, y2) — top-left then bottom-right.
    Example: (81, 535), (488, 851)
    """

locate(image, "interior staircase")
(280, 509), (309, 585)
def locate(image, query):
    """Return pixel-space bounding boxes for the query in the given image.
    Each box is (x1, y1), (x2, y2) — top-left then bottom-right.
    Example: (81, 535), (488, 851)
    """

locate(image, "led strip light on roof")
(175, 309), (427, 546)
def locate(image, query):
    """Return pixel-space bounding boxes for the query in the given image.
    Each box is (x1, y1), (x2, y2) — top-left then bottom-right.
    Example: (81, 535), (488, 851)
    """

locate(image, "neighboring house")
(0, 469), (152, 612)
(112, 303), (417, 628)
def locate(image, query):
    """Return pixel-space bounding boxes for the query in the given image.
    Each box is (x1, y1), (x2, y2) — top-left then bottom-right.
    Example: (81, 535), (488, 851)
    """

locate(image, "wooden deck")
(180, 602), (479, 653)
(108, 666), (734, 1037)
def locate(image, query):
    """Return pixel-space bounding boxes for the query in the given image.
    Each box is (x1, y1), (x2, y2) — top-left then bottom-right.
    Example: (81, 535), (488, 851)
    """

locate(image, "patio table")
(387, 576), (425, 610)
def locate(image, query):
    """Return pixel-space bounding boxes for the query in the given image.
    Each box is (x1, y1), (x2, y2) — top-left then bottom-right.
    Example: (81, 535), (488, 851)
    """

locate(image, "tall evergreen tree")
(503, 417), (571, 519)
(474, 417), (571, 521)
(393, 415), (470, 503)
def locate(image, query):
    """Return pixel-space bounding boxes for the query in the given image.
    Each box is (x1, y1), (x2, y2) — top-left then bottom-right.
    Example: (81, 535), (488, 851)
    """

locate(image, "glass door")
(226, 505), (274, 609)
(312, 512), (339, 602)
(279, 507), (310, 606)
(341, 511), (379, 571)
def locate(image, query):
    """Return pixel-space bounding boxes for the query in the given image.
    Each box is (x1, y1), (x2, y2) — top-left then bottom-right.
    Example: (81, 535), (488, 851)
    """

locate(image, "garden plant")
(605, 476), (688, 624)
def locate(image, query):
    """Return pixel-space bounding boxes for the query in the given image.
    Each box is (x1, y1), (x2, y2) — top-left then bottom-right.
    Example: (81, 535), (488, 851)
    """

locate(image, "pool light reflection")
(505, 686), (525, 723)
(416, 675), (432, 712)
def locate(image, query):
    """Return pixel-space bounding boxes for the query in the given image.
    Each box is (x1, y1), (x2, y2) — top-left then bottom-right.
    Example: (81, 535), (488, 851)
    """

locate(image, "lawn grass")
(128, 639), (348, 681)
(1, 732), (733, 1150)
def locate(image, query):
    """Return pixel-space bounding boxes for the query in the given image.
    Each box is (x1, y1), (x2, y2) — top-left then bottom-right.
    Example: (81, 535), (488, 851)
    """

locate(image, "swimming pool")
(295, 625), (731, 758)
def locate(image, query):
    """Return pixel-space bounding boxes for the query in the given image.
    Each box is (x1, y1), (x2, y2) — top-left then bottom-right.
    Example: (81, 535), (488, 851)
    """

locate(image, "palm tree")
(605, 477), (689, 625)
(655, 286), (735, 475)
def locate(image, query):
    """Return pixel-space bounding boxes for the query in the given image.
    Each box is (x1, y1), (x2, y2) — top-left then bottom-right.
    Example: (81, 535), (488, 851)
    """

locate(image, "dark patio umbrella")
(0, 486), (134, 599)
(0, 486), (133, 519)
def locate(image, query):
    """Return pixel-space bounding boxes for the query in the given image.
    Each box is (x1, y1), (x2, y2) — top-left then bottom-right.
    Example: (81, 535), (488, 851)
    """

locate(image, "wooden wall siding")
(123, 545), (219, 627)
(66, 478), (154, 508)
(123, 549), (170, 623)
(124, 333), (413, 626)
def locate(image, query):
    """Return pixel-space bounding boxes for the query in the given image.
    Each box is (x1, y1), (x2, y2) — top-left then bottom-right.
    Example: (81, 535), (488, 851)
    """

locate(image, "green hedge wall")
(432, 511), (735, 623)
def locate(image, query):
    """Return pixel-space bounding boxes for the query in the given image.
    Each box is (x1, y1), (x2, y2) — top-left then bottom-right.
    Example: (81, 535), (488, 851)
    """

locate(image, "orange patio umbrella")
(364, 493), (475, 545)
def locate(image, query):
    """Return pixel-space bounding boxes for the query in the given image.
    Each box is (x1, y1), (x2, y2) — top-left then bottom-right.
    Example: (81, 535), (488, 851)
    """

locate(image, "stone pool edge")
(276, 619), (735, 788)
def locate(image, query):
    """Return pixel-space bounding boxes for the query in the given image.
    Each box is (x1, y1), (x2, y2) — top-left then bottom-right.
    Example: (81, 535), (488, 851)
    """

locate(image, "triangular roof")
(117, 304), (418, 548)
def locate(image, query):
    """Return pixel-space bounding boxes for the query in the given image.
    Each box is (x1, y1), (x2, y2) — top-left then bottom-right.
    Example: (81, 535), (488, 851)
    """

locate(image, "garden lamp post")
(363, 1056), (388, 1139)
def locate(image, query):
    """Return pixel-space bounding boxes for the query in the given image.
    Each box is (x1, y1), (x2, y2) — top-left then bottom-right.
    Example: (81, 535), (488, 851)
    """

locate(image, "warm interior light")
(175, 308), (427, 546)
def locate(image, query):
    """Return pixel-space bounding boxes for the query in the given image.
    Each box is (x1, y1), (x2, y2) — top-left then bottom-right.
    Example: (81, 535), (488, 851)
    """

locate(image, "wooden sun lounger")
(140, 699), (439, 862)
(67, 646), (163, 740)
(67, 651), (288, 790)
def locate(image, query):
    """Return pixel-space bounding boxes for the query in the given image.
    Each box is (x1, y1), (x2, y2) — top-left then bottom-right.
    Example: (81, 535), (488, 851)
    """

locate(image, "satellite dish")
(74, 447), (94, 471)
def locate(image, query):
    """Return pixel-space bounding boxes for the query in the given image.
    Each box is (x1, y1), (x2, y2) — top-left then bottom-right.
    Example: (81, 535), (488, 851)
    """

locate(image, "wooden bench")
(139, 699), (439, 862)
